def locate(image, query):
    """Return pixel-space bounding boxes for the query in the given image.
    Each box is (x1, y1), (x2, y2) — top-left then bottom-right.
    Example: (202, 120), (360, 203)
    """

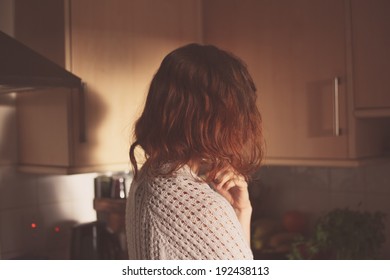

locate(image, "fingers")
(213, 168), (251, 210)
(214, 168), (247, 191)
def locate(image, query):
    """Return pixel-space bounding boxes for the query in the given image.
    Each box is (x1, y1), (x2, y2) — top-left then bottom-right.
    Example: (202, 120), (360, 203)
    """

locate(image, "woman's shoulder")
(139, 165), (220, 204)
(146, 165), (207, 192)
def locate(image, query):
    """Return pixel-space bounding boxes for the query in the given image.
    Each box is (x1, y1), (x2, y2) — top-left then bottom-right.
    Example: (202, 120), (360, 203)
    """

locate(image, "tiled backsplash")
(2, 160), (389, 259)
(0, 166), (97, 259)
(250, 161), (390, 259)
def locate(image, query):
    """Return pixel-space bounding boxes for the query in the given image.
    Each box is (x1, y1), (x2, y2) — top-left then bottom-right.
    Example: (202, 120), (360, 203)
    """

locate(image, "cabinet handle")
(333, 77), (340, 136)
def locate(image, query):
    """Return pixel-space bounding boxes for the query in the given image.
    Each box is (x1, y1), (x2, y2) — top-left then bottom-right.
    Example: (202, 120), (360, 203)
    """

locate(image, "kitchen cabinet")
(14, 0), (76, 173)
(14, 0), (388, 171)
(351, 0), (390, 117)
(203, 0), (388, 166)
(15, 0), (202, 173)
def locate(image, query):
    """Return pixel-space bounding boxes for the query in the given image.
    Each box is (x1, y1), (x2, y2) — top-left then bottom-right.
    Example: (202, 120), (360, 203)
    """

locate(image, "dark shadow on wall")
(71, 83), (109, 168)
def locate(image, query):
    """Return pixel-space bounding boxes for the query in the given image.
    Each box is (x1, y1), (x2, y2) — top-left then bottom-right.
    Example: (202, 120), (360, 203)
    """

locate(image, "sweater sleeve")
(147, 171), (253, 260)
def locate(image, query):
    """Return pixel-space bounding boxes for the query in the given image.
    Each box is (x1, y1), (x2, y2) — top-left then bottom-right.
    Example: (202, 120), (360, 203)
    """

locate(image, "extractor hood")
(0, 30), (82, 94)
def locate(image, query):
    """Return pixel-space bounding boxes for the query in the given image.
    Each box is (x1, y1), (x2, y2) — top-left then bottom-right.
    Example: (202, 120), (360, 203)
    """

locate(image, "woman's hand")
(192, 162), (253, 244)
(214, 168), (252, 245)
(213, 167), (252, 244)
(213, 168), (252, 212)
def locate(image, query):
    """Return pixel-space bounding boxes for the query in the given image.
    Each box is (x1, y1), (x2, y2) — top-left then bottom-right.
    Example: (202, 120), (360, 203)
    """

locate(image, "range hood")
(0, 30), (82, 94)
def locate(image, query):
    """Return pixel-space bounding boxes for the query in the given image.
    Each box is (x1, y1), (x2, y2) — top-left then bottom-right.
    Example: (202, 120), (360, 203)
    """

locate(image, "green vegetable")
(288, 208), (386, 260)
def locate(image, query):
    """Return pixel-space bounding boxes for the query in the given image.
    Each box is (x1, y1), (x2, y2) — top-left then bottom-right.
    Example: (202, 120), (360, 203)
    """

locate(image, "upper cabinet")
(16, 0), (202, 174)
(351, 0), (390, 117)
(14, 0), (389, 173)
(203, 0), (389, 166)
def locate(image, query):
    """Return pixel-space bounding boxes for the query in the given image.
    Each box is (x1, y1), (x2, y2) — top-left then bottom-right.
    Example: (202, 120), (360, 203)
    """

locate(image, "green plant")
(289, 208), (386, 260)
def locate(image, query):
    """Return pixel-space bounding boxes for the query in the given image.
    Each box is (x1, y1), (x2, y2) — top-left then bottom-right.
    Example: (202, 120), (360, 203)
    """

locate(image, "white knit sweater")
(125, 165), (253, 260)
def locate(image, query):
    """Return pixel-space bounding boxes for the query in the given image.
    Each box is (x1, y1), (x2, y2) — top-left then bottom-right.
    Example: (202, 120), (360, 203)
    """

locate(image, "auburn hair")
(129, 43), (264, 181)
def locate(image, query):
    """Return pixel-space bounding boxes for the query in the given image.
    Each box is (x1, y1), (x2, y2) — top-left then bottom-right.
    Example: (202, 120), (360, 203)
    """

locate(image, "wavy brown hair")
(129, 43), (264, 181)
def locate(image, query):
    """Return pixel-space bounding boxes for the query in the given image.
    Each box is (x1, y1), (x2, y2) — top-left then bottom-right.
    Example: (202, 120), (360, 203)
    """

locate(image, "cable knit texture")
(126, 165), (253, 260)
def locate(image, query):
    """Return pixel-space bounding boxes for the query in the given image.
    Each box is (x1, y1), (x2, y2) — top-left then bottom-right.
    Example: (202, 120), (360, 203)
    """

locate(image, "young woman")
(126, 43), (264, 259)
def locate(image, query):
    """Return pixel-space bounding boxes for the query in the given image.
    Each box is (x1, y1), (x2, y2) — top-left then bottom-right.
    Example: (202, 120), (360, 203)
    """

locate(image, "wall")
(250, 161), (390, 259)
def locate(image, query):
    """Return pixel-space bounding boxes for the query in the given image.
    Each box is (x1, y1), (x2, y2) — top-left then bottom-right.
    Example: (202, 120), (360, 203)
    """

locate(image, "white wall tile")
(71, 199), (96, 224)
(330, 166), (366, 192)
(37, 173), (96, 204)
(254, 166), (330, 218)
(37, 175), (73, 204)
(0, 166), (38, 210)
(65, 173), (96, 201)
(363, 162), (390, 194)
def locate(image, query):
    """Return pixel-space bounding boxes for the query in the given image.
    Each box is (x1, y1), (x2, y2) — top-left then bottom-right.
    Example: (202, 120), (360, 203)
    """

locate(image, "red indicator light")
(54, 226), (60, 233)
(31, 223), (37, 229)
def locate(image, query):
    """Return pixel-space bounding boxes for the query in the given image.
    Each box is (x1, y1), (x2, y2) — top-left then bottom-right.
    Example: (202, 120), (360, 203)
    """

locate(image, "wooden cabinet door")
(351, 0), (390, 110)
(17, 89), (72, 170)
(70, 0), (201, 171)
(203, 0), (349, 161)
